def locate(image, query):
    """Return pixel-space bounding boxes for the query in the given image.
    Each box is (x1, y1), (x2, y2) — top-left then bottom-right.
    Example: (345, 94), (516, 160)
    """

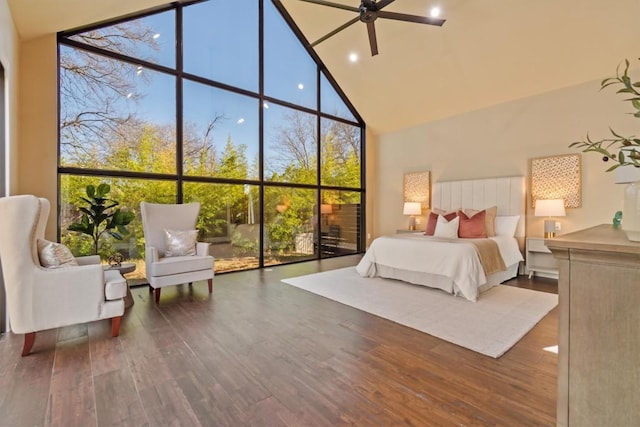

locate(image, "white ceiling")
(8, 0), (640, 134)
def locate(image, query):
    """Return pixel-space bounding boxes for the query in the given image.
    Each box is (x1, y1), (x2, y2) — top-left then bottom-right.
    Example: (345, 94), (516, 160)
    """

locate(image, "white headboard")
(432, 176), (526, 239)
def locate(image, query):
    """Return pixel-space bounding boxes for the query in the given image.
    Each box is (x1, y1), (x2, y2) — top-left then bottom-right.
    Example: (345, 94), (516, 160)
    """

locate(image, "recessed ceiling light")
(126, 93), (133, 99)
(263, 102), (269, 109)
(298, 83), (304, 90)
(237, 118), (245, 124)
(153, 33), (161, 39)
(136, 66), (143, 75)
(430, 6), (441, 18)
(349, 52), (358, 63)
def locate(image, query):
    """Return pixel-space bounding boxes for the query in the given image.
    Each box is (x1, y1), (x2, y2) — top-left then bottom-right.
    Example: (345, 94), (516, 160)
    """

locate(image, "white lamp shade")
(615, 165), (640, 184)
(403, 202), (422, 215)
(320, 204), (333, 214)
(534, 199), (566, 217)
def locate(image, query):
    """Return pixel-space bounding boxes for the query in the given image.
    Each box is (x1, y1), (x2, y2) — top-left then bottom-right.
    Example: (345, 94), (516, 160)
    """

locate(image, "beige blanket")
(424, 236), (507, 276)
(464, 238), (507, 276)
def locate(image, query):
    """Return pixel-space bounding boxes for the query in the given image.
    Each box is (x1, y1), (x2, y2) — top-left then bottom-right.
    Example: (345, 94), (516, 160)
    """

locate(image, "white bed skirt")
(374, 262), (520, 299)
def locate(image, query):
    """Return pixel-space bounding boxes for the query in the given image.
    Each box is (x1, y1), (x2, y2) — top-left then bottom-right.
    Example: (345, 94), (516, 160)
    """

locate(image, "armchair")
(0, 195), (126, 356)
(140, 202), (214, 304)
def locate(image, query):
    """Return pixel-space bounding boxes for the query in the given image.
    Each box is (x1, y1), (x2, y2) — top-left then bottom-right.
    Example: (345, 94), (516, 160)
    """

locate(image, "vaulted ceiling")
(8, 0), (640, 133)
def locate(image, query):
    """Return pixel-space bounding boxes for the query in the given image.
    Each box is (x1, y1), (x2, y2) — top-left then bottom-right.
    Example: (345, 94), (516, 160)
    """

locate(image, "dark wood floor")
(0, 256), (558, 426)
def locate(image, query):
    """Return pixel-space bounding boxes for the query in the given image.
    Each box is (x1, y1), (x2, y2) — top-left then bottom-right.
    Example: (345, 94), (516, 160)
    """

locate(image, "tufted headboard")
(432, 176), (526, 242)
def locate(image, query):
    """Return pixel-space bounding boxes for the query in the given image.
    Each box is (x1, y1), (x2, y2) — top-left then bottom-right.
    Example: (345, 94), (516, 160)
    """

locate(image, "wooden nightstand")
(525, 237), (558, 279)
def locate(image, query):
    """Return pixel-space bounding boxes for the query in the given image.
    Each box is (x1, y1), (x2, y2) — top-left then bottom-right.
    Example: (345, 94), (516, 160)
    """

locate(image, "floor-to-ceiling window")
(57, 0), (365, 276)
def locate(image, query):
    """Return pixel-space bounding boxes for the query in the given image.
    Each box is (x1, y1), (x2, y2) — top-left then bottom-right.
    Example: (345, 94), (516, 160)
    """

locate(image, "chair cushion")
(149, 255), (214, 277)
(37, 239), (79, 268)
(104, 270), (127, 300)
(164, 229), (197, 257)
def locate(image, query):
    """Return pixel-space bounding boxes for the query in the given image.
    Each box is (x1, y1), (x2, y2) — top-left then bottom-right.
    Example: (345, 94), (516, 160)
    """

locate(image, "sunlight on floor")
(544, 345), (558, 354)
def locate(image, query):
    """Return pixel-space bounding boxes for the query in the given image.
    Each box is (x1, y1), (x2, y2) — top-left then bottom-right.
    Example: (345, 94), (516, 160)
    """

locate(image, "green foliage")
(67, 183), (135, 256)
(570, 58), (640, 171)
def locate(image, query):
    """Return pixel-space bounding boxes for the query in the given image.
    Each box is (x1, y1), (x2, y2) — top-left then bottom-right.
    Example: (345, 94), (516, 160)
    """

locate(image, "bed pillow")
(424, 211), (457, 235)
(464, 205), (497, 237)
(164, 229), (198, 257)
(494, 215), (520, 237)
(433, 215), (459, 239)
(457, 210), (487, 238)
(37, 239), (79, 268)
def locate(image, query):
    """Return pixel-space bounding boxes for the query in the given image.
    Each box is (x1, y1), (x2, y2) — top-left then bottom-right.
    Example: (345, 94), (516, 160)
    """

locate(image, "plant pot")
(622, 181), (640, 241)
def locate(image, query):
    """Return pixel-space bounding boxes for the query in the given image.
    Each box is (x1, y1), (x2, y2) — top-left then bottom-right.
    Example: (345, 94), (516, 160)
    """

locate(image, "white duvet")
(356, 233), (524, 302)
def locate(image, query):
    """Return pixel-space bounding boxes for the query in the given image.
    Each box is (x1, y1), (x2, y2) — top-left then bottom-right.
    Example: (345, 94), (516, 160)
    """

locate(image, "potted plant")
(570, 58), (640, 240)
(569, 58), (640, 170)
(68, 183), (135, 255)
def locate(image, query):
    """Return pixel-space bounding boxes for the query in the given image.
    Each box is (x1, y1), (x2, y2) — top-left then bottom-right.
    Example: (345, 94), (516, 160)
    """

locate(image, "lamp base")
(408, 216), (416, 231)
(544, 219), (556, 238)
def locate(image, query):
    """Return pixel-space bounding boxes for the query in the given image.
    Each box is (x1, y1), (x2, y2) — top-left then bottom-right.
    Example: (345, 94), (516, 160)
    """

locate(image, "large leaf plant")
(68, 183), (135, 256)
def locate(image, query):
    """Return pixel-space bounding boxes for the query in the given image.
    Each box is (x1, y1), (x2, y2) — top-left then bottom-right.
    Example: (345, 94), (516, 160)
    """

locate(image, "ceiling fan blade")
(375, 0), (396, 10)
(298, 0), (360, 13)
(366, 21), (379, 56)
(378, 10), (446, 26)
(311, 16), (360, 47)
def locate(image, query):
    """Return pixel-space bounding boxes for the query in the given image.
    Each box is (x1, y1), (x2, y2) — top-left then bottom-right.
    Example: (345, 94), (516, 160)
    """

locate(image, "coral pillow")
(457, 210), (487, 238)
(425, 211), (457, 236)
(464, 206), (497, 237)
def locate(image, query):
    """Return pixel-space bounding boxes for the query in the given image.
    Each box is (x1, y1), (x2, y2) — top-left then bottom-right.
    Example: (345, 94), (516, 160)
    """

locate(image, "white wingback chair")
(140, 202), (214, 304)
(0, 195), (126, 356)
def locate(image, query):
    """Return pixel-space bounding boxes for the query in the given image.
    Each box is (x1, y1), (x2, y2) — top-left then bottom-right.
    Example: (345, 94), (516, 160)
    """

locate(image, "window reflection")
(68, 11), (176, 68)
(321, 73), (357, 122)
(321, 118), (361, 187)
(264, 186), (317, 265)
(264, 103), (317, 184)
(60, 46), (176, 172)
(184, 182), (260, 273)
(320, 190), (361, 257)
(183, 79), (259, 179)
(183, 0), (258, 92)
(264, 0), (317, 109)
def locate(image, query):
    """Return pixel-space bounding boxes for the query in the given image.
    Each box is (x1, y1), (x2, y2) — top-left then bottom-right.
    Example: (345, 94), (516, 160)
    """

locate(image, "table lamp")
(403, 202), (422, 231)
(534, 199), (565, 238)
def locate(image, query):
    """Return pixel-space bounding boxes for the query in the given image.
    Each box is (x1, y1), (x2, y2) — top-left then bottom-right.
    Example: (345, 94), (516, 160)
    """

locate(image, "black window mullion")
(258, 0), (265, 269)
(176, 5), (184, 204)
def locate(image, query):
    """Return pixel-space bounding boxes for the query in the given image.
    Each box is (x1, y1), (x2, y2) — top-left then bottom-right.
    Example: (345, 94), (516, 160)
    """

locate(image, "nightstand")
(396, 229), (422, 234)
(525, 237), (558, 279)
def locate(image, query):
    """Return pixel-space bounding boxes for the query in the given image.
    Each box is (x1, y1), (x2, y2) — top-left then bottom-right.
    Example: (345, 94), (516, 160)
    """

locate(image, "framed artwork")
(403, 171), (431, 210)
(530, 154), (581, 208)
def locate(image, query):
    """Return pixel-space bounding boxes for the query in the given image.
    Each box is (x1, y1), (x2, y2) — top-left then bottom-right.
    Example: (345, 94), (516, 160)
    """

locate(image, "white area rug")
(282, 267), (558, 358)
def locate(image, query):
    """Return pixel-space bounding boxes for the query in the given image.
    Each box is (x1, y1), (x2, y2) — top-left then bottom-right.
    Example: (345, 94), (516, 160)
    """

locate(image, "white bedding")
(355, 233), (524, 302)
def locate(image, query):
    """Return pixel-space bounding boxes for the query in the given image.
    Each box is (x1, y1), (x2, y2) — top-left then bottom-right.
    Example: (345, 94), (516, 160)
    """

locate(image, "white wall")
(0, 0), (19, 332)
(373, 74), (639, 239)
(0, 0), (19, 195)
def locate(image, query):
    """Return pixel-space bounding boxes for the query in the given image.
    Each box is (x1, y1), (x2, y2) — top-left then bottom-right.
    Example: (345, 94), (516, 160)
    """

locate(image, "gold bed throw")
(466, 239), (507, 276)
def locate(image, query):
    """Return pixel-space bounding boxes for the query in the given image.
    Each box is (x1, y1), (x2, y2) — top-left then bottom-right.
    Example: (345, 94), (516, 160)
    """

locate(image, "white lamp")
(534, 199), (566, 238)
(403, 202), (422, 231)
(615, 165), (640, 241)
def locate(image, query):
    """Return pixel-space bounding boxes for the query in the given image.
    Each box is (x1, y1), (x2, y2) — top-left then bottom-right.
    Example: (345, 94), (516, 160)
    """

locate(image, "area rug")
(281, 267), (558, 358)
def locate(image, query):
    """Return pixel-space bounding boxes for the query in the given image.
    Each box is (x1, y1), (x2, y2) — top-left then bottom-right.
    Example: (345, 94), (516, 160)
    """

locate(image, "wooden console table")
(546, 225), (640, 427)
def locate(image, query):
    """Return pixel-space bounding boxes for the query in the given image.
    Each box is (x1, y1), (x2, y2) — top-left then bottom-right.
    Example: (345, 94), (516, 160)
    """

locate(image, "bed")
(356, 176), (526, 302)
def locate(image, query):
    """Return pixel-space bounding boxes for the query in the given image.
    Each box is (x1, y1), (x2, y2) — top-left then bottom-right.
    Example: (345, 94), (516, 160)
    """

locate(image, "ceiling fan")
(299, 0), (446, 56)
